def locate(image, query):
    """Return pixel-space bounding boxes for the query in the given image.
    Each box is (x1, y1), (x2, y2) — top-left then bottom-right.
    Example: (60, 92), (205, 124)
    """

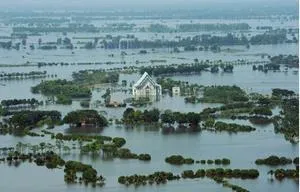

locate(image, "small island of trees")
(63, 110), (108, 128)
(255, 155), (298, 166)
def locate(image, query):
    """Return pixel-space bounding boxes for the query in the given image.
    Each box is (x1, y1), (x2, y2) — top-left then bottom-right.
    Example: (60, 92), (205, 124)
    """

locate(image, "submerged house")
(132, 72), (162, 99)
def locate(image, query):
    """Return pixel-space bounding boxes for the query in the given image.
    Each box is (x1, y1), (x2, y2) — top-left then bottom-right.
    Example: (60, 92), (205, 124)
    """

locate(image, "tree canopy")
(63, 110), (108, 127)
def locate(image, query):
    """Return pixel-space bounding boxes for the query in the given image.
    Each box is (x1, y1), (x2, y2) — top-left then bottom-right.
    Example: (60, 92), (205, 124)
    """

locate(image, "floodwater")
(0, 17), (299, 192)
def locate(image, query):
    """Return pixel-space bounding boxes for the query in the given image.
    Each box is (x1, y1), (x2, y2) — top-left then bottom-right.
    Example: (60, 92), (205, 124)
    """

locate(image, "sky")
(0, 0), (298, 10)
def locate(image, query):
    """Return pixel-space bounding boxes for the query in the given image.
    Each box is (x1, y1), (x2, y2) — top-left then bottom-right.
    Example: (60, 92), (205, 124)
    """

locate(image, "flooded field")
(0, 11), (298, 192)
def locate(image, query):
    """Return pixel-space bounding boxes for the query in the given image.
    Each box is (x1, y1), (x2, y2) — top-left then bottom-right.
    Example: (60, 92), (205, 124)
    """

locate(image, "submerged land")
(0, 6), (299, 192)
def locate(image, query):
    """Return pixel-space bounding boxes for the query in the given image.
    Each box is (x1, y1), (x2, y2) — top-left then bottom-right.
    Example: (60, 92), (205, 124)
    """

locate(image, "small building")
(132, 72), (162, 99)
(172, 86), (181, 95)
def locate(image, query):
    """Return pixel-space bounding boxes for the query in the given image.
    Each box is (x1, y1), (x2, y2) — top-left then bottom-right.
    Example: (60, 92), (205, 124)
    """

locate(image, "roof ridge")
(133, 72), (159, 88)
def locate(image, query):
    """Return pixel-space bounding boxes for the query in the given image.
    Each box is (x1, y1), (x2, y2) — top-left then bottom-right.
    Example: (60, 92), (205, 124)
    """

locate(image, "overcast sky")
(1, 0), (298, 10)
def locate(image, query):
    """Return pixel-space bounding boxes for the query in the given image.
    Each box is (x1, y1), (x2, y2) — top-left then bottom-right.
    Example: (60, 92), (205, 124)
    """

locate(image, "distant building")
(172, 86), (180, 95)
(132, 72), (162, 99)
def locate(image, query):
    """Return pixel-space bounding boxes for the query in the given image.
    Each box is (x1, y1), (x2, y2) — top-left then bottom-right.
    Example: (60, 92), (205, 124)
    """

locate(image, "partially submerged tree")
(63, 110), (108, 128)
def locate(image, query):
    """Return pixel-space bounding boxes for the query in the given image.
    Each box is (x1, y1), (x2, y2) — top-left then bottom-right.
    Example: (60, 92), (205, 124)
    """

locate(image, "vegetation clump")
(273, 169), (299, 180)
(122, 108), (160, 124)
(272, 97), (298, 143)
(8, 110), (61, 129)
(140, 63), (210, 76)
(181, 168), (259, 179)
(54, 133), (112, 142)
(64, 160), (105, 185)
(200, 85), (249, 103)
(270, 55), (298, 68)
(34, 151), (65, 169)
(214, 122), (255, 132)
(165, 155), (194, 165)
(1, 98), (41, 108)
(72, 70), (119, 85)
(165, 155), (231, 165)
(118, 171), (180, 186)
(63, 110), (108, 128)
(0, 71), (50, 80)
(31, 79), (91, 104)
(255, 155), (293, 166)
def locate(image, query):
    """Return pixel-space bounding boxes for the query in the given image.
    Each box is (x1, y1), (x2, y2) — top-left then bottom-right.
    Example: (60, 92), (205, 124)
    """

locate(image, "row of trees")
(1, 98), (40, 107)
(13, 24), (99, 33)
(68, 32), (291, 50)
(123, 108), (202, 127)
(118, 168), (259, 187)
(181, 168), (259, 179)
(3, 109), (109, 130)
(0, 71), (47, 77)
(249, 30), (290, 45)
(270, 55), (298, 68)
(165, 155), (230, 165)
(140, 63), (210, 76)
(252, 64), (281, 72)
(255, 155), (298, 166)
(0, 30), (294, 51)
(123, 107), (257, 132)
(8, 110), (62, 129)
(146, 23), (251, 33)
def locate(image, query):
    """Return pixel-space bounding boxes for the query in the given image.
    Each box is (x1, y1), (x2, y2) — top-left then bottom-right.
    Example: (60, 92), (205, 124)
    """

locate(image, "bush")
(165, 155), (185, 165)
(165, 155), (195, 165)
(112, 137), (126, 148)
(222, 158), (230, 165)
(138, 154), (151, 161)
(184, 158), (195, 164)
(214, 159), (222, 165)
(181, 170), (195, 178)
(195, 169), (206, 177)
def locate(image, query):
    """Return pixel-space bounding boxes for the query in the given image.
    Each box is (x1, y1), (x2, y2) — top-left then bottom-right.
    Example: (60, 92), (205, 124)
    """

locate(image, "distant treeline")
(12, 24), (99, 33)
(146, 23), (251, 33)
(101, 32), (293, 50)
(0, 30), (295, 50)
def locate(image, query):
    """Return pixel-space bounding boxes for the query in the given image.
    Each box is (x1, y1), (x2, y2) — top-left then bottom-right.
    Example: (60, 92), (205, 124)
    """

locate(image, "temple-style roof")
(133, 72), (160, 89)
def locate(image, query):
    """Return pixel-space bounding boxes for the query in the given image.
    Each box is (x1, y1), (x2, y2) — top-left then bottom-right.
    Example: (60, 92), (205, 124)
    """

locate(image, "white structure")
(132, 72), (162, 99)
(172, 86), (180, 95)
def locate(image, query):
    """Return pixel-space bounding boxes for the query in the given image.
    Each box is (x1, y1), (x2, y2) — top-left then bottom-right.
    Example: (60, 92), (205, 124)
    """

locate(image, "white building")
(132, 72), (162, 99)
(172, 86), (180, 95)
